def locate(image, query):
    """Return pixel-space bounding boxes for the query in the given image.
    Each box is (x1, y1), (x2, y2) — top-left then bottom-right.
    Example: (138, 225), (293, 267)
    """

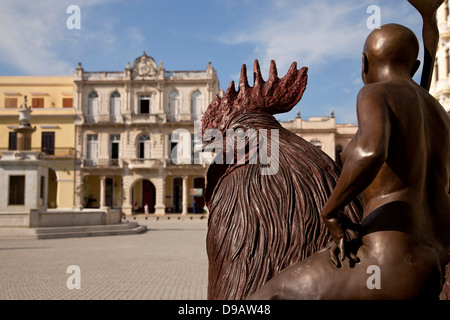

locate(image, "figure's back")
(419, 86), (450, 252)
(384, 79), (450, 251)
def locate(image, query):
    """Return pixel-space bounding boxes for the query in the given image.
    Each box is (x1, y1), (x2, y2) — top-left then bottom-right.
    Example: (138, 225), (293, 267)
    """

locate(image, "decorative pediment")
(132, 52), (157, 79)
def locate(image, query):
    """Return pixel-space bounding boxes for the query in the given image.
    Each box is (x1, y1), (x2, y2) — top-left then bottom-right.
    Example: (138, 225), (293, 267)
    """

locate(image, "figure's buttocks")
(360, 201), (413, 237)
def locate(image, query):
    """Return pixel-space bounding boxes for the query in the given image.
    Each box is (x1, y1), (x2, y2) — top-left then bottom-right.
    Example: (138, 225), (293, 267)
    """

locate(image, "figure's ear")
(411, 60), (421, 77)
(363, 53), (369, 75)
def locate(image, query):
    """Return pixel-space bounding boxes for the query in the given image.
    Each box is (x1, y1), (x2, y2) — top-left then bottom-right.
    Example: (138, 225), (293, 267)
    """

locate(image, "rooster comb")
(202, 59), (308, 132)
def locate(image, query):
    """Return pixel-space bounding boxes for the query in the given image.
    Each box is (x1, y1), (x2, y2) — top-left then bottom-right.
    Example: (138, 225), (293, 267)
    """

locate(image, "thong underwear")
(360, 201), (413, 237)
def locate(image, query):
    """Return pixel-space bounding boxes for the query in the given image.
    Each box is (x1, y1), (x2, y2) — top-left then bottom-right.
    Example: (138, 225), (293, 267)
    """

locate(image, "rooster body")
(202, 60), (362, 300)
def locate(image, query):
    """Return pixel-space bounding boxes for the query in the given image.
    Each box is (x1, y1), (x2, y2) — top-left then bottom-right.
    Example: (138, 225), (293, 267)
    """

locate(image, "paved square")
(0, 217), (208, 300)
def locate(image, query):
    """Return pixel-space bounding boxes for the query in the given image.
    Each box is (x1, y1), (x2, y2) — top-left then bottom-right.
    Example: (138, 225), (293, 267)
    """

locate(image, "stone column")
(154, 176), (166, 215)
(74, 170), (83, 209)
(121, 174), (133, 216)
(124, 82), (131, 112)
(74, 125), (84, 210)
(182, 175), (188, 215)
(100, 176), (106, 209)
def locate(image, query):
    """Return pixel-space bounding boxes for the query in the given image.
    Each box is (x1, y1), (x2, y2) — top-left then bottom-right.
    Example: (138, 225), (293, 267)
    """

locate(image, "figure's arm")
(407, 0), (444, 90)
(340, 130), (358, 166)
(321, 85), (391, 243)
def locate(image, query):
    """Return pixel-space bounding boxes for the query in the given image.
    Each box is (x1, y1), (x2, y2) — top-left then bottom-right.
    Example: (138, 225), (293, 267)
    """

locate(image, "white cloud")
(0, 1), (69, 74)
(0, 0), (119, 75)
(127, 27), (145, 47)
(222, 1), (371, 73)
(221, 0), (424, 74)
(219, 0), (426, 123)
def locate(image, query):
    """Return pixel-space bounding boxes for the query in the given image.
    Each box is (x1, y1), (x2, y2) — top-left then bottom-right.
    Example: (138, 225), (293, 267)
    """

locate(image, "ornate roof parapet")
(131, 51), (159, 80)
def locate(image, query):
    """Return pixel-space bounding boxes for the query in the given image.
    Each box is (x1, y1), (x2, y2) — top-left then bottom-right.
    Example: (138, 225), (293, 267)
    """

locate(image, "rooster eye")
(235, 128), (246, 140)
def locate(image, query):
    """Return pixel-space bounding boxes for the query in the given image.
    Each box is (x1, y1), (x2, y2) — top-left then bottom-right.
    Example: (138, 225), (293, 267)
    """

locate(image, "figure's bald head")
(363, 24), (420, 79)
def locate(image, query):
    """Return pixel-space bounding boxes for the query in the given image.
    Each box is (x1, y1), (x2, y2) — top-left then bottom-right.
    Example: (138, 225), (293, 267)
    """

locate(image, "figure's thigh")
(249, 249), (378, 300)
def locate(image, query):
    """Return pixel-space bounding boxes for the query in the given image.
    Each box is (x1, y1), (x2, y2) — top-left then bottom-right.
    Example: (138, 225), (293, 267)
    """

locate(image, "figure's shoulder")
(357, 80), (417, 104)
(356, 83), (389, 106)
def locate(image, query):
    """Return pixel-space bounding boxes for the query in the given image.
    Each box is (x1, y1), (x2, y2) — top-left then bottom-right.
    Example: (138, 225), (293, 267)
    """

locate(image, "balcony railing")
(164, 157), (205, 167)
(131, 114), (160, 123)
(128, 158), (162, 169)
(84, 114), (123, 124)
(167, 113), (202, 122)
(32, 147), (75, 158)
(82, 113), (204, 124)
(83, 158), (122, 168)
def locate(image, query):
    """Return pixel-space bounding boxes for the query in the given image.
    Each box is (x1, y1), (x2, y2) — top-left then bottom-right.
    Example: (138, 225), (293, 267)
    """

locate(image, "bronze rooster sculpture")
(201, 60), (363, 300)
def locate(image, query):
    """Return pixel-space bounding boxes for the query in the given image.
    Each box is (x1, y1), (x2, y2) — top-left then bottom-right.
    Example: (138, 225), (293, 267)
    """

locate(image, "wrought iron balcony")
(29, 147), (75, 158)
(83, 114), (123, 124)
(167, 113), (202, 122)
(83, 158), (122, 168)
(130, 114), (160, 123)
(127, 158), (162, 169)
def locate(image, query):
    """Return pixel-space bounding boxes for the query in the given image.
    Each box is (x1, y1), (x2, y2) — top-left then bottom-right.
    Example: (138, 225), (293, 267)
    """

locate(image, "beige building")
(281, 111), (356, 163)
(0, 53), (357, 218)
(73, 53), (220, 215)
(431, 0), (450, 114)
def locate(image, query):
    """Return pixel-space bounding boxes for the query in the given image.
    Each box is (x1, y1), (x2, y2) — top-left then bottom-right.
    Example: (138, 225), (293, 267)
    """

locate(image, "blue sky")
(0, 0), (425, 124)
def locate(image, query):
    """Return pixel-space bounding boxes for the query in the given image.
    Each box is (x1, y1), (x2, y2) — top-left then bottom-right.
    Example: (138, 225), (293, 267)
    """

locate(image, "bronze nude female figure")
(249, 15), (450, 299)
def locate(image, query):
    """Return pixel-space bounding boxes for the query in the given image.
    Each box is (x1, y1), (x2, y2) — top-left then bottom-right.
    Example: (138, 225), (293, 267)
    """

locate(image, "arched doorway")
(335, 145), (343, 166)
(173, 177), (182, 213)
(310, 139), (322, 150)
(48, 168), (57, 208)
(131, 179), (156, 213)
(105, 177), (114, 207)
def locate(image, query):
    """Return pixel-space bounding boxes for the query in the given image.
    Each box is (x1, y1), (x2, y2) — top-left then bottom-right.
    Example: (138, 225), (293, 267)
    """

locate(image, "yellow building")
(0, 76), (76, 209)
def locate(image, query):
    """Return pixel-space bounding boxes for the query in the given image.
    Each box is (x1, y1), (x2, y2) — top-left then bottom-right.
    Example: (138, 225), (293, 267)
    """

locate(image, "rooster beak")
(194, 142), (205, 153)
(200, 131), (216, 151)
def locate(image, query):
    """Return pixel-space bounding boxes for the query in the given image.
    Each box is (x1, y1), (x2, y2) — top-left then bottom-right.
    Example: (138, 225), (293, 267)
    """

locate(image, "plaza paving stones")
(0, 217), (209, 300)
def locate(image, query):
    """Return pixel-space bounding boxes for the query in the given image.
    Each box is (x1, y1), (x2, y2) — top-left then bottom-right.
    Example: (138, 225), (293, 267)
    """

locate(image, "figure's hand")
(407, 0), (444, 18)
(321, 208), (361, 268)
(330, 237), (345, 268)
(329, 234), (360, 268)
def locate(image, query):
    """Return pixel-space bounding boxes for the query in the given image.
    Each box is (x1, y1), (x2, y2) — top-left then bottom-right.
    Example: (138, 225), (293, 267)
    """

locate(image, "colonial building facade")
(0, 53), (358, 217)
(431, 0), (450, 114)
(73, 53), (220, 215)
(281, 111), (356, 163)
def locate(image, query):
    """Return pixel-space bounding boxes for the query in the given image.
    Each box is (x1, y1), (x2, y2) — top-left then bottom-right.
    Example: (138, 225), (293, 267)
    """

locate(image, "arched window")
(446, 0), (449, 20)
(191, 91), (203, 121)
(435, 57), (439, 82)
(169, 91), (180, 122)
(88, 91), (99, 118)
(110, 91), (121, 121)
(310, 139), (322, 150)
(138, 134), (151, 159)
(446, 49), (450, 75)
(335, 144), (343, 165)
